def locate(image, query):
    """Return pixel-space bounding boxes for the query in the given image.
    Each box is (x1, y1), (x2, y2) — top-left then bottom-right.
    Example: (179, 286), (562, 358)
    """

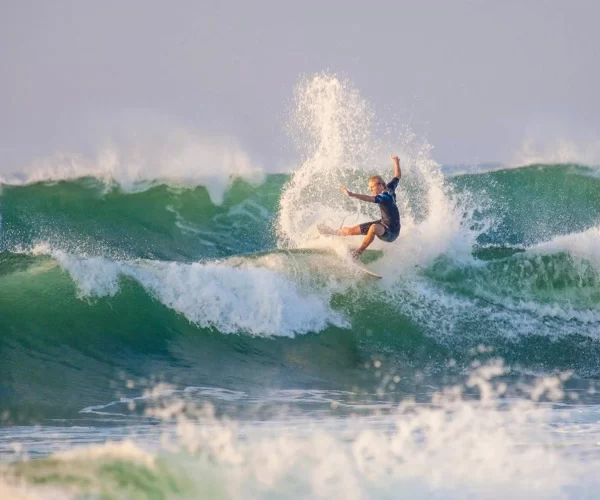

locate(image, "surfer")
(319, 155), (401, 259)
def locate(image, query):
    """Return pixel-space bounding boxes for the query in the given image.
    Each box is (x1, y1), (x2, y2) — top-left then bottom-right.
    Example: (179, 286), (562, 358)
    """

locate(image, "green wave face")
(453, 164), (600, 246)
(0, 175), (287, 261)
(2, 164), (600, 423)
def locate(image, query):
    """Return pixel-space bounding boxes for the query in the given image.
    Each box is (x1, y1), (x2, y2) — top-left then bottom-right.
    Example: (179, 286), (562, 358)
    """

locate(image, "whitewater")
(2, 74), (600, 499)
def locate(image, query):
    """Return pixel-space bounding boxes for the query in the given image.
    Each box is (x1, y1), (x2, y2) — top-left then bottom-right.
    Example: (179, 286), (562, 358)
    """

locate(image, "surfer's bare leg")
(334, 222), (385, 258)
(354, 223), (385, 257)
(319, 222), (385, 258)
(337, 225), (362, 236)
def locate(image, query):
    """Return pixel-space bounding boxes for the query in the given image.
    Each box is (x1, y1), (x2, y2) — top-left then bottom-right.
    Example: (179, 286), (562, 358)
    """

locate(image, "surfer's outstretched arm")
(391, 155), (401, 179)
(339, 186), (375, 202)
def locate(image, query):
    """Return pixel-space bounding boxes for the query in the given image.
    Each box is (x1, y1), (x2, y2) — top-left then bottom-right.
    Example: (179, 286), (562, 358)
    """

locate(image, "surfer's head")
(368, 175), (386, 195)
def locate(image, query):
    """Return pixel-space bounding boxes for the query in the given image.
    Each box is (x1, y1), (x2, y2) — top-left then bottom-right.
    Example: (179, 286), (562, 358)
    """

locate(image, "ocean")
(1, 75), (600, 499)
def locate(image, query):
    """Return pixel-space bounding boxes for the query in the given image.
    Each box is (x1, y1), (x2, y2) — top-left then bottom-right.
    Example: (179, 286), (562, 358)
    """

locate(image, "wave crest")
(0, 126), (264, 205)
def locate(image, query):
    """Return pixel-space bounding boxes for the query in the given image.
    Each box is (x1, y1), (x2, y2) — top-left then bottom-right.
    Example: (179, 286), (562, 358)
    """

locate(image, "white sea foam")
(54, 439), (156, 469)
(42, 246), (349, 337)
(0, 483), (69, 500)
(0, 124), (264, 205)
(5, 367), (599, 499)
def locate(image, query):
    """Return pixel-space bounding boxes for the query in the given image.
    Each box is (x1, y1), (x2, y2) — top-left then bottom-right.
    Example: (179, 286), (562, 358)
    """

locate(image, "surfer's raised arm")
(339, 186), (375, 202)
(391, 155), (401, 179)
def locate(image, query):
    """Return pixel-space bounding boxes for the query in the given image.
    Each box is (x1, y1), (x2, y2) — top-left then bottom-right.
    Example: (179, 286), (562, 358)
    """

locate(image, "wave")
(453, 163), (600, 247)
(0, 176), (284, 261)
(3, 363), (600, 499)
(2, 163), (600, 325)
(0, 126), (264, 204)
(2, 218), (600, 409)
(2, 161), (600, 307)
(2, 73), (600, 428)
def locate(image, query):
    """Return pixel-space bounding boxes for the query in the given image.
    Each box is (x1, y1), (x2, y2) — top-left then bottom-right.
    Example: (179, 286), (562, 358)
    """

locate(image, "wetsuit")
(358, 177), (400, 242)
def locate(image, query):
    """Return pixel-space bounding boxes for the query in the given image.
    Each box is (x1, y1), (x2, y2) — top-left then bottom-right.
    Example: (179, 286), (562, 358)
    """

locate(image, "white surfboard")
(234, 247), (383, 280)
(315, 224), (383, 279)
(267, 248), (383, 280)
(349, 261), (382, 279)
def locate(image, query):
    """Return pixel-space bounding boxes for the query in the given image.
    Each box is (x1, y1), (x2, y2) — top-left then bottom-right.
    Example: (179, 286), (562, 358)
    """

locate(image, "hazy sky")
(2, 0), (599, 171)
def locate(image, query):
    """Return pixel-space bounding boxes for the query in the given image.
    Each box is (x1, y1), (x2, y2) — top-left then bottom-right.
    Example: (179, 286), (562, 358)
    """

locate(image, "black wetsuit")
(358, 177), (400, 242)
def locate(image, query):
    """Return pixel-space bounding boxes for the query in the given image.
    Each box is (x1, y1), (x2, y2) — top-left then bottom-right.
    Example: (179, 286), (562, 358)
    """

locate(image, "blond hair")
(368, 175), (385, 185)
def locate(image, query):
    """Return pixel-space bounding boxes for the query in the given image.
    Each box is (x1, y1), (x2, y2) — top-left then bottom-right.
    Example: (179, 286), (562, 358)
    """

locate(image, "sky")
(2, 0), (599, 172)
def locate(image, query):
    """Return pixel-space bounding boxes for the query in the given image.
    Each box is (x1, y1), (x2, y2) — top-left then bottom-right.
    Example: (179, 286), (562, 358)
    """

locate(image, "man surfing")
(318, 155), (401, 259)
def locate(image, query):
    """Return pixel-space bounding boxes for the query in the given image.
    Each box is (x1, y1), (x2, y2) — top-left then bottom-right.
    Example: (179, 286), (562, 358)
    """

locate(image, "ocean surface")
(2, 76), (600, 499)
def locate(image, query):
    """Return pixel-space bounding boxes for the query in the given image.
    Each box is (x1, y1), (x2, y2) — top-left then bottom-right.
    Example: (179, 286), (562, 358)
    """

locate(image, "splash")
(276, 73), (476, 275)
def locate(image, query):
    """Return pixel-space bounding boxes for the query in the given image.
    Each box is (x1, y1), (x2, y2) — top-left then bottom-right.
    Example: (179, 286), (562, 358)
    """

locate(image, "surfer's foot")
(317, 223), (337, 236)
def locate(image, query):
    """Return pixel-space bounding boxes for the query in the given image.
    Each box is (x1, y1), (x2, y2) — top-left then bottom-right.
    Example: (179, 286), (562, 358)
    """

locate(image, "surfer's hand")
(340, 186), (351, 197)
(391, 155), (401, 179)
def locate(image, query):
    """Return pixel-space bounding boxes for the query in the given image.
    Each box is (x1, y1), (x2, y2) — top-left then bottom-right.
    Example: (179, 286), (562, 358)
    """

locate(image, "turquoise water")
(2, 162), (600, 498)
(3, 69), (600, 497)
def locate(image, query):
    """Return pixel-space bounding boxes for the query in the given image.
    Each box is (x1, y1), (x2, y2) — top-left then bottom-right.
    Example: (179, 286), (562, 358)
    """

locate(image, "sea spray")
(3, 362), (597, 499)
(277, 73), (475, 276)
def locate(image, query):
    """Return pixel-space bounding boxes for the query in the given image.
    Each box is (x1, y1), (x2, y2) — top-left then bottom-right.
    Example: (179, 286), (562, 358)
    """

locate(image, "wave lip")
(0, 132), (264, 205)
(532, 225), (600, 271)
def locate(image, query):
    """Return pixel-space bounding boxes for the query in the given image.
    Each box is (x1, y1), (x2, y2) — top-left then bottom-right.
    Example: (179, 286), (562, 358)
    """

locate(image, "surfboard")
(315, 224), (383, 278)
(349, 261), (382, 279)
(251, 248), (383, 280)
